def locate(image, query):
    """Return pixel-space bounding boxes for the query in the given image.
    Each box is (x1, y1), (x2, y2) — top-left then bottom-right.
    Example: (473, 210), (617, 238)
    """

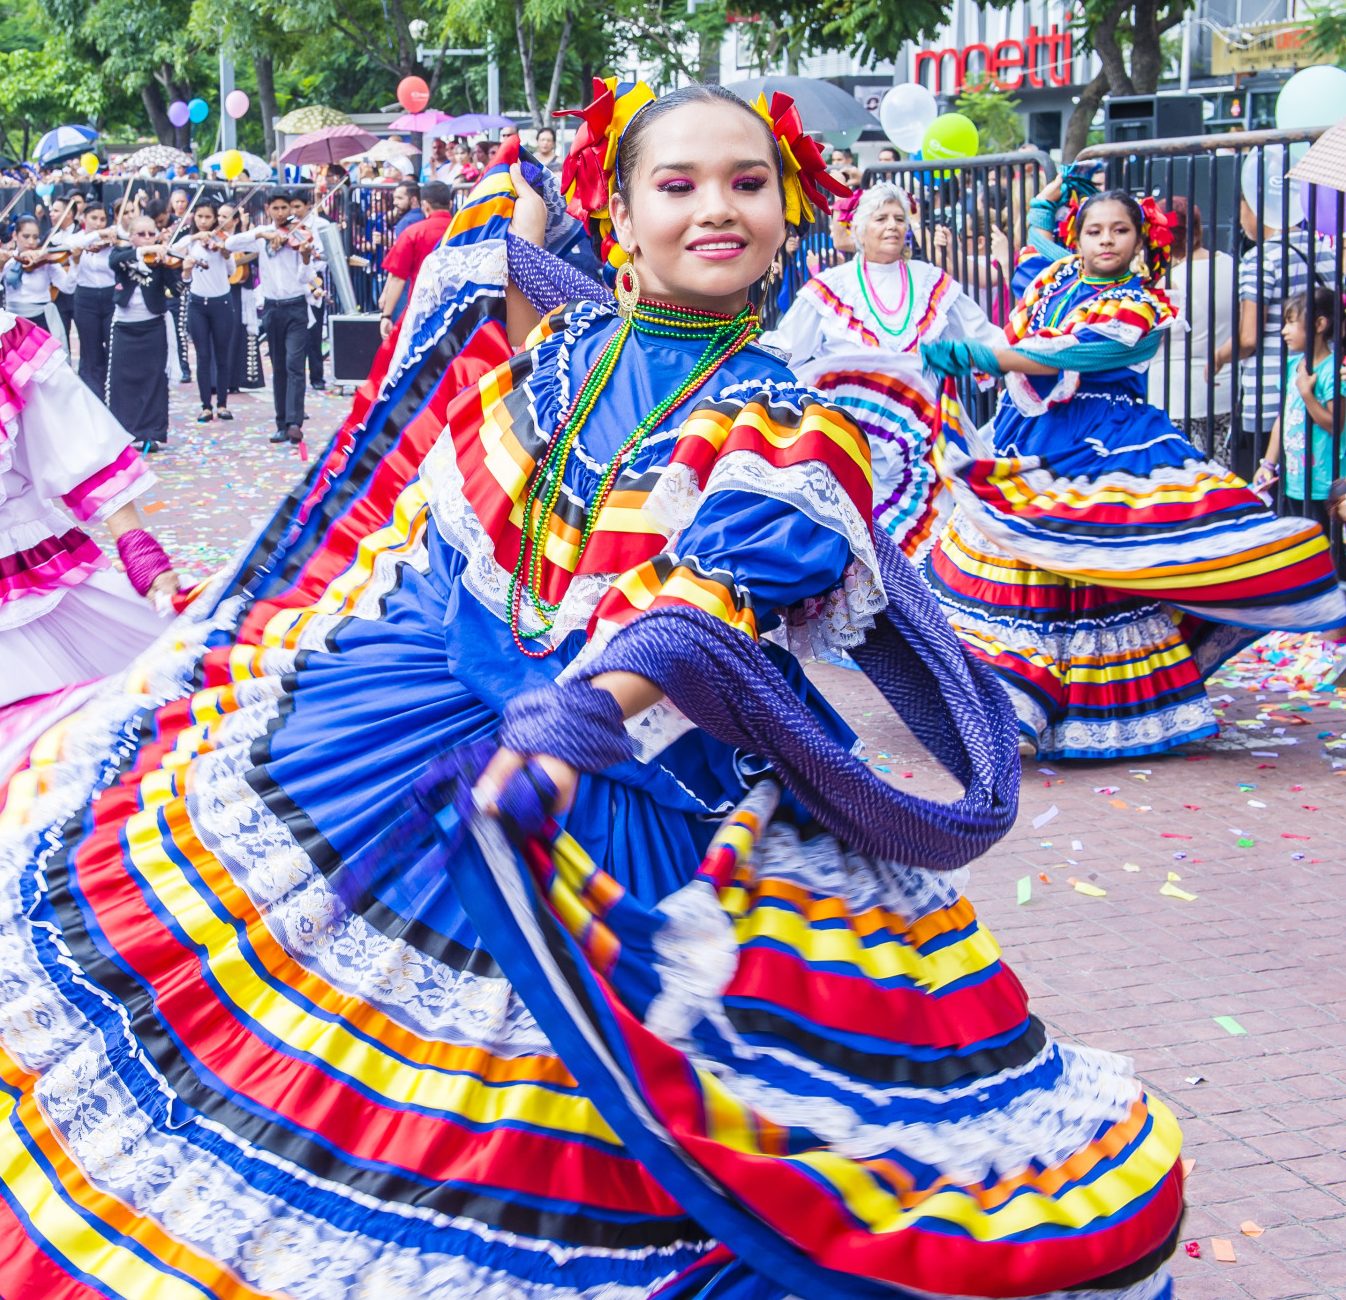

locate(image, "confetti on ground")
(1184, 1241), (1201, 1259)
(1240, 1221), (1264, 1238)
(1031, 805), (1059, 830)
(1184, 1076), (1205, 1086)
(1214, 1016), (1247, 1036)
(1161, 882), (1199, 901)
(1069, 879), (1107, 897)
(1123, 862), (1141, 872)
(1211, 1238), (1237, 1263)
(1016, 877), (1032, 905)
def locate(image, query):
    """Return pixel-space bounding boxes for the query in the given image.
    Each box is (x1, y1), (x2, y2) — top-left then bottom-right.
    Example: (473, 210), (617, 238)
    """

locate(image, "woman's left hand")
(508, 163), (548, 248)
(475, 746), (578, 824)
(147, 569), (180, 610)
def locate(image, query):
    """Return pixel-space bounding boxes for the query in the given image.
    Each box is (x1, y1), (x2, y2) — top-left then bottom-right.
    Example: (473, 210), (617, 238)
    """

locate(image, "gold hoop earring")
(615, 261), (640, 320)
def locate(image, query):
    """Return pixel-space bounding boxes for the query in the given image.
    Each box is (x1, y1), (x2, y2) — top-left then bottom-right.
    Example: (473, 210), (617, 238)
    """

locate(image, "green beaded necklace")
(856, 257), (915, 338)
(508, 298), (760, 656)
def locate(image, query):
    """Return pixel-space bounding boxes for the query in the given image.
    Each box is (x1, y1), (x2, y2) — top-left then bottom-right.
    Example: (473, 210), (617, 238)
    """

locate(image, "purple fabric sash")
(577, 528), (1020, 871)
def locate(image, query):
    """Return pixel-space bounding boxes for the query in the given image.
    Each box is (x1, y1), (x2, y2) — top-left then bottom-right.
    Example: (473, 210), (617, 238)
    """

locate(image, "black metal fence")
(1075, 128), (1341, 540)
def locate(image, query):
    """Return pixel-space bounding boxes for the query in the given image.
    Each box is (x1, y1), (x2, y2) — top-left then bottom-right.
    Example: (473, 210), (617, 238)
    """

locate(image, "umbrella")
(343, 138), (420, 164)
(33, 124), (98, 166)
(720, 76), (880, 137)
(1289, 123), (1346, 192)
(120, 144), (195, 173)
(279, 124), (379, 167)
(390, 109), (453, 132)
(202, 149), (273, 179)
(275, 105), (353, 135)
(426, 113), (516, 140)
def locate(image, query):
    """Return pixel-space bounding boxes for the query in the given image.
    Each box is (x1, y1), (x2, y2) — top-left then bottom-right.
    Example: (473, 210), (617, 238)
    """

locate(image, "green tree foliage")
(954, 79), (1024, 154)
(1306, 1), (1346, 63)
(1062, 0), (1193, 159)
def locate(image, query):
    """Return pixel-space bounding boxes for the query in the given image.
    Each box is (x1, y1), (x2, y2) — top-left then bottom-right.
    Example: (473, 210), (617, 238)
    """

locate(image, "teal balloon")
(921, 113), (979, 163)
(1276, 65), (1346, 130)
(188, 98), (209, 124)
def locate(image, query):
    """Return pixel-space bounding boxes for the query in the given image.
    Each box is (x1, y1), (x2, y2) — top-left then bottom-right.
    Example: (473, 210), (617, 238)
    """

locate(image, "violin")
(17, 247), (71, 269)
(139, 247), (183, 269)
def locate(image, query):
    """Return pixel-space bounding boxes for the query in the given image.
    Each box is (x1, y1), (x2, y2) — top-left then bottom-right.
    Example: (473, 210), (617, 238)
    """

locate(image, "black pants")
(265, 297), (308, 430)
(54, 289), (75, 341)
(307, 300), (325, 386)
(73, 286), (114, 396)
(187, 293), (235, 409)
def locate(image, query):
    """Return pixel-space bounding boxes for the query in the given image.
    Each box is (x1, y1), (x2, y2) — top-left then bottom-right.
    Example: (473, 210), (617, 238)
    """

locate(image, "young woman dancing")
(924, 178), (1346, 760)
(0, 89), (1181, 1298)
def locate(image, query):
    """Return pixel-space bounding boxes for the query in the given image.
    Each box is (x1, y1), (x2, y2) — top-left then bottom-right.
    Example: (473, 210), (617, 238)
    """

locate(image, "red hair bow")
(753, 92), (851, 226)
(555, 77), (654, 267)
(1139, 195), (1178, 279)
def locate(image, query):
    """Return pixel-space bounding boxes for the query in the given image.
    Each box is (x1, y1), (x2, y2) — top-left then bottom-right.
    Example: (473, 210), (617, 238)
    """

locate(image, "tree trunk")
(545, 14), (574, 120)
(515, 0), (542, 126)
(1129, 0), (1164, 92)
(141, 81), (175, 146)
(1063, 69), (1108, 161)
(255, 52), (278, 160)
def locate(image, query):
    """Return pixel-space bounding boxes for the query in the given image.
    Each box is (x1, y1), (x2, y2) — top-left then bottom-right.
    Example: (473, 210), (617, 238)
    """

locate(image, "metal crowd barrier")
(863, 151), (1057, 425)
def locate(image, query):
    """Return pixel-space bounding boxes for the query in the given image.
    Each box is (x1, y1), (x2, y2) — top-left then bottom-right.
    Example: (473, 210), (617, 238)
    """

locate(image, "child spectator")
(1255, 287), (1346, 526)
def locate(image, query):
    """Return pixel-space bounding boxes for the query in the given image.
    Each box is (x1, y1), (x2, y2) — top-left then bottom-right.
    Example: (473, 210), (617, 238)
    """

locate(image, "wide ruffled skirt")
(789, 348), (946, 563)
(926, 381), (1346, 760)
(0, 296), (1184, 1298)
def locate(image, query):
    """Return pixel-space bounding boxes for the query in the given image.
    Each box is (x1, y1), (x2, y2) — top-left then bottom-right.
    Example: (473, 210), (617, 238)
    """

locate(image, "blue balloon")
(188, 98), (209, 124)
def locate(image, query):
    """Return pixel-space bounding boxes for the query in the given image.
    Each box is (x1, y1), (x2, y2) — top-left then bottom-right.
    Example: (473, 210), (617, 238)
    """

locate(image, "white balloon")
(1240, 144), (1303, 230)
(880, 84), (938, 154)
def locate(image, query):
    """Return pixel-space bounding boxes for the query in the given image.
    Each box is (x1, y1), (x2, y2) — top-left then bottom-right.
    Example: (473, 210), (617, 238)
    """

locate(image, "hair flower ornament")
(752, 92), (851, 227)
(1139, 195), (1177, 279)
(555, 76), (655, 268)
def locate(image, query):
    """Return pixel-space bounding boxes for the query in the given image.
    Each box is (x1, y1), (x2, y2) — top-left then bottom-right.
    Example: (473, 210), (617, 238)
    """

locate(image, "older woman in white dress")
(763, 183), (1004, 558)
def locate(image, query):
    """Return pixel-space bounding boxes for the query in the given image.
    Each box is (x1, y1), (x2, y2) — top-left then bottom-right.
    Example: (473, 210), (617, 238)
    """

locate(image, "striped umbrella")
(33, 124), (98, 166)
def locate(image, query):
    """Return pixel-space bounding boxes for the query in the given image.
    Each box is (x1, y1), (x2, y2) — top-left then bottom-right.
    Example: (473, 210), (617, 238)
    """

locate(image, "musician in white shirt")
(170, 200), (237, 423)
(63, 204), (118, 395)
(289, 191), (331, 391)
(224, 190), (318, 444)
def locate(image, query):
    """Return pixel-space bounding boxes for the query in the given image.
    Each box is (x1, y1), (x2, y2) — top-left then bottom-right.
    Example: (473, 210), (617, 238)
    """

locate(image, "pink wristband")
(116, 528), (173, 597)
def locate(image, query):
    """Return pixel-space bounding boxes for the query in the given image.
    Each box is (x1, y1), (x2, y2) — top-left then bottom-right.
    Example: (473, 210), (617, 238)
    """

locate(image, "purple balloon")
(167, 100), (191, 128)
(1300, 179), (1345, 239)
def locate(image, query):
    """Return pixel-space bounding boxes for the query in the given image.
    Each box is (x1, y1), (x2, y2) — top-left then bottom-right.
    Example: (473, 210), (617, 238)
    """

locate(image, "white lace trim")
(382, 240), (509, 400)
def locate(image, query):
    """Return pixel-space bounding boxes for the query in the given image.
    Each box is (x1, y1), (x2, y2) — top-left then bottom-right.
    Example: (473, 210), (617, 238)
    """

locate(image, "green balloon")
(921, 113), (980, 162)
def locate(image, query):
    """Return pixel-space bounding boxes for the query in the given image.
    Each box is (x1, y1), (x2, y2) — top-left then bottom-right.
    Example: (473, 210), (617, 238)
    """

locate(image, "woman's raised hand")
(509, 164), (548, 248)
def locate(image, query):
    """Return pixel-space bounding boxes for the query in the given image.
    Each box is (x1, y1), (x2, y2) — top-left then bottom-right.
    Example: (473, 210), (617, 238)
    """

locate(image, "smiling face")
(1077, 199), (1140, 278)
(608, 99), (785, 316)
(860, 200), (909, 265)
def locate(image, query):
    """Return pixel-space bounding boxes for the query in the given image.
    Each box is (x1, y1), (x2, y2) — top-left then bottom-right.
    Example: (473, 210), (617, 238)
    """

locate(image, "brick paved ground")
(138, 374), (1346, 1296)
(813, 660), (1346, 1298)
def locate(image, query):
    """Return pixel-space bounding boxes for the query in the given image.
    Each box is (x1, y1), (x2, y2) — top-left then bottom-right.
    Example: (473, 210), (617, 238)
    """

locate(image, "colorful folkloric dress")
(0, 312), (168, 760)
(762, 255), (1002, 560)
(0, 159), (1184, 1299)
(925, 251), (1346, 760)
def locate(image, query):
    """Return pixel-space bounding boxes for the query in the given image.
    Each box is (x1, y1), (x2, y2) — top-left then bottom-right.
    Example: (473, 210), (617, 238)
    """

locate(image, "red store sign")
(914, 24), (1075, 94)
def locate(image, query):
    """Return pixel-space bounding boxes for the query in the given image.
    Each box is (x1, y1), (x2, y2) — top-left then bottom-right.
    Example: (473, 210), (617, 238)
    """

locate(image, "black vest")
(109, 247), (170, 315)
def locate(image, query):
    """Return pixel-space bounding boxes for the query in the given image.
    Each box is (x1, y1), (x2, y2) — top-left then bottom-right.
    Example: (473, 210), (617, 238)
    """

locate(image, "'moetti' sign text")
(914, 24), (1075, 94)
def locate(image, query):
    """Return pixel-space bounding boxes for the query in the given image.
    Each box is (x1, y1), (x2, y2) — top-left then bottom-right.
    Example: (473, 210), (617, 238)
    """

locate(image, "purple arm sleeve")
(506, 234), (611, 315)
